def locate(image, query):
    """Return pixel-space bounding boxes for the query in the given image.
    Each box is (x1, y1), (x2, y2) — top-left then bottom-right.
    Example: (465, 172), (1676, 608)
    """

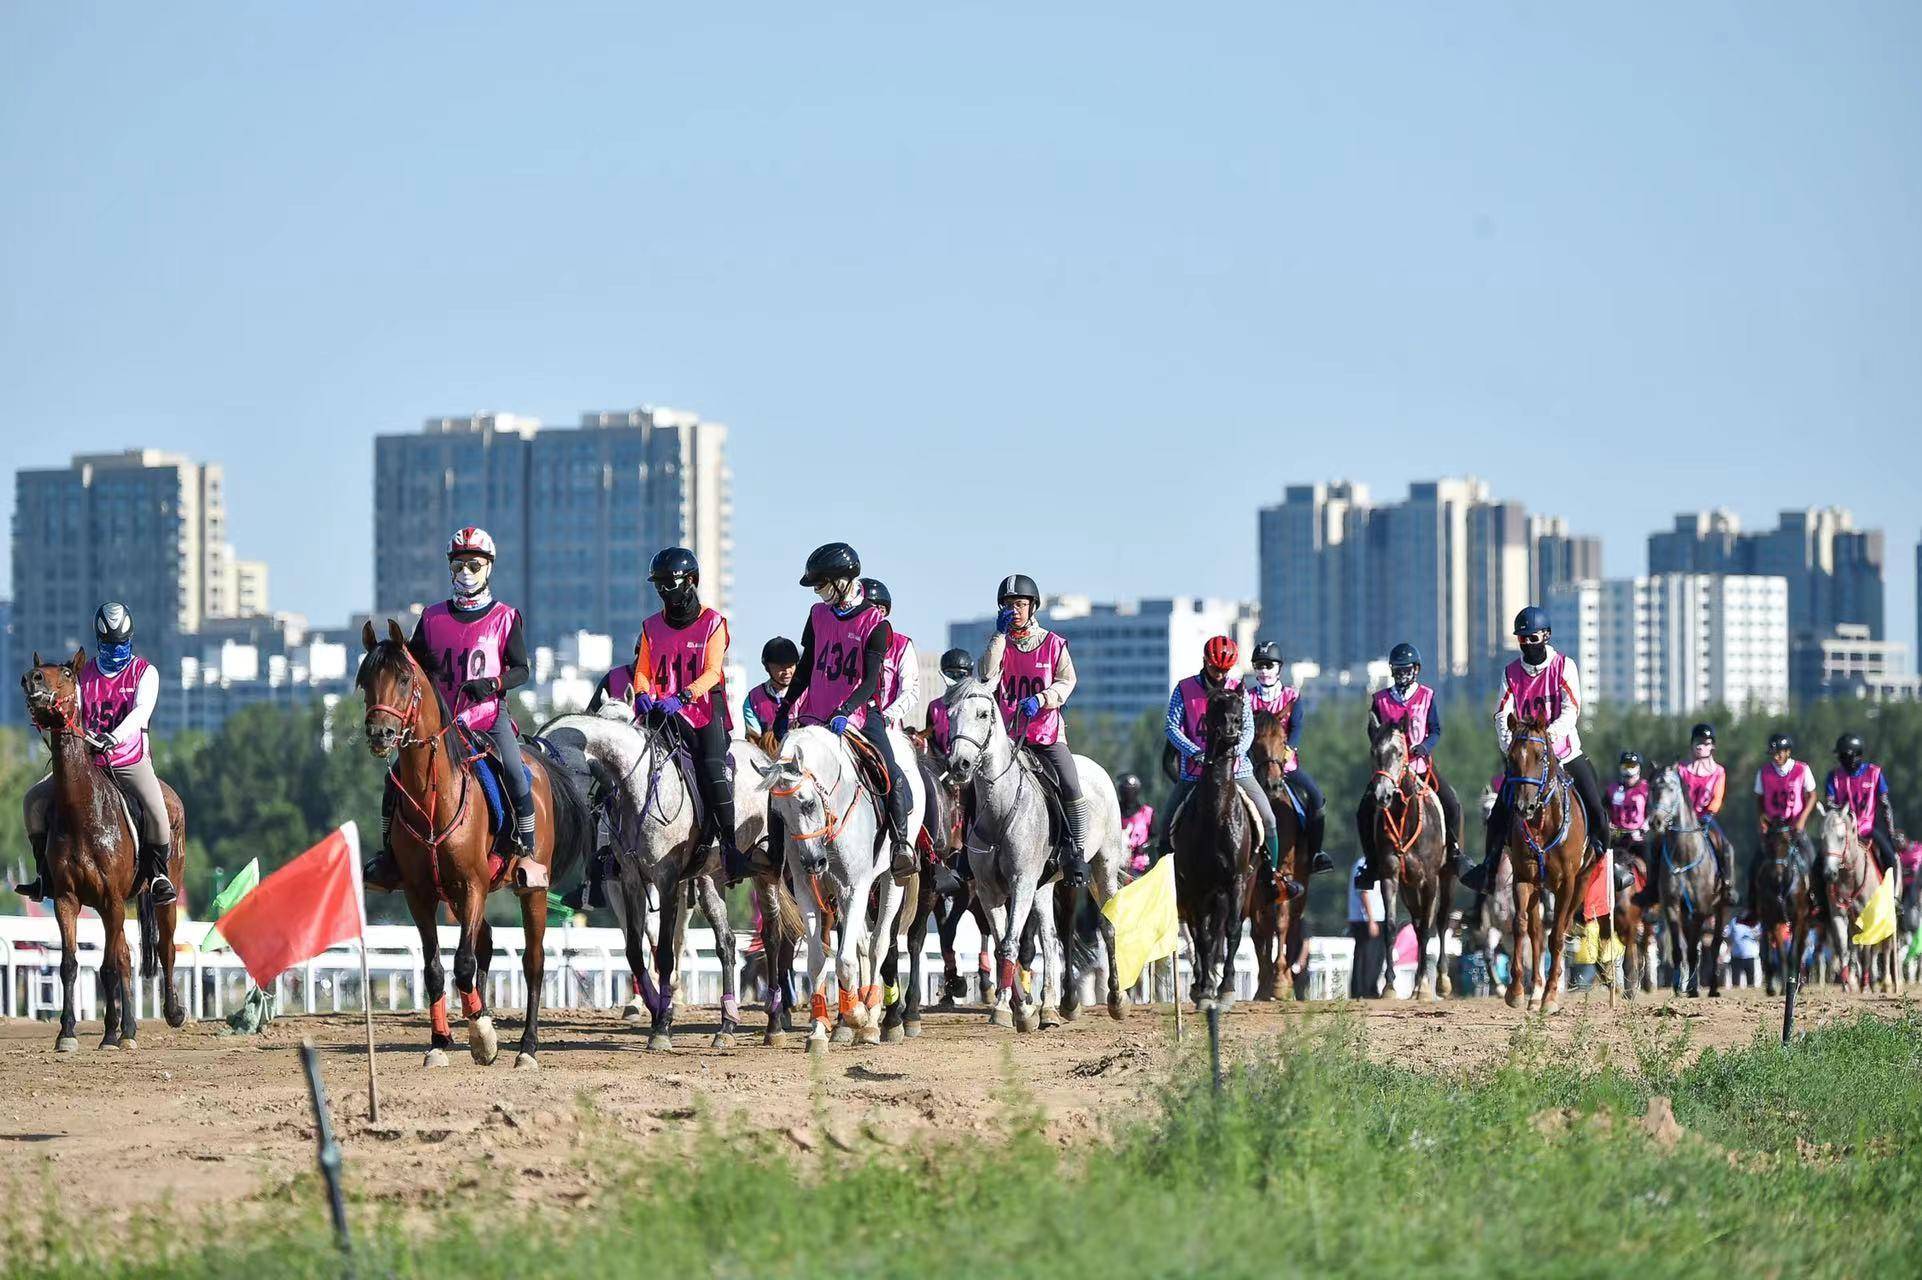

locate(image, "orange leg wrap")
(430, 994), (451, 1039)
(861, 984), (882, 1009)
(811, 993), (830, 1024)
(838, 989), (855, 1019)
(461, 987), (484, 1018)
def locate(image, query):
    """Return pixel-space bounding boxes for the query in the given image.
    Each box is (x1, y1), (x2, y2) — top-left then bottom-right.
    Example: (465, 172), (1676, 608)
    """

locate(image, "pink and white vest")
(1174, 673), (1239, 780)
(796, 601), (883, 729)
(1121, 805), (1154, 854)
(877, 631), (913, 712)
(1371, 685), (1434, 774)
(998, 631), (1069, 746)
(80, 655), (151, 768)
(926, 698), (952, 754)
(1828, 764), (1885, 837)
(640, 608), (729, 731)
(1679, 760), (1725, 816)
(1503, 654), (1573, 761)
(1758, 761), (1813, 824)
(418, 600), (520, 732)
(746, 682), (784, 735)
(1609, 780), (1649, 831)
(603, 662), (638, 706)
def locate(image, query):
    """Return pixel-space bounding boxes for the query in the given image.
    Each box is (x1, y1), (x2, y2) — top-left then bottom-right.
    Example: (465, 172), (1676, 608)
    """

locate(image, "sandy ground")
(1, 985), (1913, 1224)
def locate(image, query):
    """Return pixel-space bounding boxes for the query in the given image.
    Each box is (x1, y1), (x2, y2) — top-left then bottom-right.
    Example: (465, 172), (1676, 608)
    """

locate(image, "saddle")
(842, 725), (910, 860)
(1167, 778), (1266, 850)
(455, 724), (533, 857)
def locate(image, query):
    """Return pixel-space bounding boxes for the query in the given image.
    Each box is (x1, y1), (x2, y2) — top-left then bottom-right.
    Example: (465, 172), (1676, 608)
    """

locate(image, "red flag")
(218, 823), (365, 985)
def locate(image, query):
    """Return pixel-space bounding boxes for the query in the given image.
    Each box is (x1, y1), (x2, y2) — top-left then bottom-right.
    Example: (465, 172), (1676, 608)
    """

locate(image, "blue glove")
(657, 694), (684, 718)
(995, 607), (1015, 636)
(829, 715), (851, 735)
(632, 692), (654, 714)
(1018, 695), (1042, 718)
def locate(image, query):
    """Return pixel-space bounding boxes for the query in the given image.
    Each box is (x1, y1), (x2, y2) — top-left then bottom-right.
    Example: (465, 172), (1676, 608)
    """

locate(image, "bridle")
(947, 688), (1022, 786)
(769, 739), (867, 846)
(362, 643), (471, 887)
(25, 670), (84, 742)
(1371, 732), (1430, 865)
(1505, 731), (1573, 860)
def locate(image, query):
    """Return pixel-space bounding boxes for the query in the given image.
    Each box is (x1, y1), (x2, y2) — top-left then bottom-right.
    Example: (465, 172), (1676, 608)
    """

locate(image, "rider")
(1154, 635), (1302, 898)
(772, 543), (916, 874)
(1357, 642), (1462, 884)
(740, 636), (800, 747)
(1826, 733), (1899, 877)
(1245, 640), (1332, 876)
(1751, 731), (1816, 909)
(863, 578), (922, 733)
(1117, 773), (1154, 876)
(924, 647), (974, 757)
(16, 603), (178, 907)
(1460, 605), (1609, 892)
(981, 574), (1092, 886)
(1678, 722), (1737, 904)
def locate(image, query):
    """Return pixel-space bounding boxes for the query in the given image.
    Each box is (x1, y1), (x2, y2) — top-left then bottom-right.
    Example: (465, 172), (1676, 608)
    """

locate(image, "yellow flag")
(1574, 919), (1624, 965)
(1101, 854), (1180, 989)
(1853, 872), (1896, 946)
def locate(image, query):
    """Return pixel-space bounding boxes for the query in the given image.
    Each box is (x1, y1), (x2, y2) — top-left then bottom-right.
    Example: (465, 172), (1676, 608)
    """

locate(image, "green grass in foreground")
(9, 1013), (1922, 1278)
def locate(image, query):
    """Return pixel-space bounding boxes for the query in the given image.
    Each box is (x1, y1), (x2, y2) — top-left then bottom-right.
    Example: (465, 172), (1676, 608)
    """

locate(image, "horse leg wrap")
(999, 957), (1019, 993)
(837, 989), (856, 1020)
(861, 984), (882, 1010)
(721, 994), (739, 1023)
(811, 993), (830, 1025)
(461, 988), (484, 1019)
(430, 995), (451, 1039)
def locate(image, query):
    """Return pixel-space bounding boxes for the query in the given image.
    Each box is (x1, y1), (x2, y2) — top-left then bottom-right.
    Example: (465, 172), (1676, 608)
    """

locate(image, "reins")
(365, 643), (473, 902)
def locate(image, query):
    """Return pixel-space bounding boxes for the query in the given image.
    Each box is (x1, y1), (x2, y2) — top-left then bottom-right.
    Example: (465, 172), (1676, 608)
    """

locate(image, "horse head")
(1504, 714), (1556, 820)
(21, 649), (85, 735)
(358, 618), (443, 755)
(1199, 683), (1245, 772)
(1369, 719), (1409, 808)
(1250, 710), (1289, 787)
(943, 677), (1006, 786)
(1814, 802), (1855, 872)
(1646, 766), (1688, 834)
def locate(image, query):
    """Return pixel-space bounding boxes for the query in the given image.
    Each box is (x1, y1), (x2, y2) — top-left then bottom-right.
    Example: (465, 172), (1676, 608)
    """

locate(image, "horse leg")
(936, 892), (965, 1006)
(404, 886), (453, 1067)
(1220, 877), (1246, 1008)
(1004, 878), (1039, 1032)
(104, 901), (136, 1049)
(1508, 881), (1534, 1009)
(515, 886), (547, 1068)
(1539, 873), (1577, 1016)
(832, 881), (865, 1046)
(650, 880), (684, 1051)
(52, 896), (80, 1053)
(615, 873), (654, 1025)
(694, 874), (740, 1047)
(800, 895), (833, 1052)
(455, 890), (498, 1065)
(903, 888), (930, 1037)
(862, 876), (903, 1044)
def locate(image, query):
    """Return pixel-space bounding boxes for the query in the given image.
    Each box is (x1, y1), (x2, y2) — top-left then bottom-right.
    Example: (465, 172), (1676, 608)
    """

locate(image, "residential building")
(1256, 482), (1371, 674)
(1800, 623), (1920, 703)
(1530, 515), (1604, 601)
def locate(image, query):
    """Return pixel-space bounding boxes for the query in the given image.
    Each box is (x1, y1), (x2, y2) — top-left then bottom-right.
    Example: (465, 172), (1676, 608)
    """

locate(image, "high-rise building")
(1256, 482), (1370, 673)
(1547, 574), (1789, 716)
(1798, 623), (1920, 703)
(1530, 514), (1604, 601)
(373, 407), (731, 651)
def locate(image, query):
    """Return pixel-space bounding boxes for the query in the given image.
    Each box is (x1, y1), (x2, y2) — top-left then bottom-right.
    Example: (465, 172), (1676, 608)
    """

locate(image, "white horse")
(756, 723), (925, 1050)
(943, 678), (1127, 1030)
(1815, 803), (1901, 994)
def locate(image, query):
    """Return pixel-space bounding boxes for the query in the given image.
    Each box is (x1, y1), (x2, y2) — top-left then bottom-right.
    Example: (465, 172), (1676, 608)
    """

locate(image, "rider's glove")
(459, 677), (498, 702)
(995, 607), (1015, 636)
(829, 715), (851, 735)
(85, 732), (113, 754)
(632, 692), (655, 714)
(1017, 695), (1042, 718)
(656, 694), (684, 718)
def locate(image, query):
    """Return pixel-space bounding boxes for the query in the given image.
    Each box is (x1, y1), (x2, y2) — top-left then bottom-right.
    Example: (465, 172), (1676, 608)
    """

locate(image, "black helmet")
(94, 602), (133, 646)
(1618, 750), (1642, 769)
(1836, 733), (1865, 762)
(1388, 642), (1422, 668)
(1690, 723), (1715, 745)
(1117, 773), (1142, 796)
(1767, 731), (1793, 754)
(1512, 605), (1551, 637)
(800, 542), (861, 588)
(760, 636), (800, 667)
(859, 577), (892, 613)
(939, 647), (975, 681)
(1251, 641), (1284, 666)
(648, 546), (700, 586)
(996, 574), (1041, 609)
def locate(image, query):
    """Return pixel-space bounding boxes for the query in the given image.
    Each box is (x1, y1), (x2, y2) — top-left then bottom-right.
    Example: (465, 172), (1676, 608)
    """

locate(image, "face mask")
(97, 640), (134, 674)
(1693, 742), (1714, 760)
(1520, 642), (1548, 665)
(1621, 768), (1640, 785)
(656, 577), (698, 615)
(1253, 664), (1281, 687)
(1392, 669), (1416, 693)
(814, 581), (841, 605)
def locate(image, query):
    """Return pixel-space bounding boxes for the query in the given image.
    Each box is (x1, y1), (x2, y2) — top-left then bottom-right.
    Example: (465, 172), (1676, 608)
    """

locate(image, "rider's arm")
(832, 619), (891, 719)
(681, 618), (728, 700)
(1235, 694), (1255, 761)
(1705, 769), (1725, 815)
(586, 670), (613, 713)
(1418, 701), (1442, 755)
(779, 619), (817, 715)
(105, 663), (160, 745)
(1284, 695), (1303, 747)
(1545, 655), (1583, 746)
(496, 614), (531, 693)
(406, 617), (437, 673)
(1164, 687), (1201, 758)
(1492, 686), (1517, 752)
(741, 688), (765, 735)
(1039, 643), (1076, 710)
(887, 639), (921, 726)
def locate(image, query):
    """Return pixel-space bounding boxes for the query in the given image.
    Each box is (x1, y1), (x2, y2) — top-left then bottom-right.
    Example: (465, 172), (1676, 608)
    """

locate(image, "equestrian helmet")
(648, 546), (700, 586)
(761, 636), (800, 667)
(800, 542), (861, 587)
(859, 577), (892, 613)
(1836, 733), (1865, 762)
(939, 647), (975, 681)
(1203, 635), (1239, 671)
(1690, 722), (1715, 745)
(1768, 731), (1794, 754)
(447, 526), (496, 561)
(1251, 641), (1284, 666)
(1388, 642), (1422, 669)
(1512, 605), (1551, 637)
(94, 602), (133, 646)
(996, 574), (1042, 609)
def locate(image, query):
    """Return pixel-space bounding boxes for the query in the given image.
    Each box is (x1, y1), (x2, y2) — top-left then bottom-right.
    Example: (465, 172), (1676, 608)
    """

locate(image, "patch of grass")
(7, 1014), (1922, 1278)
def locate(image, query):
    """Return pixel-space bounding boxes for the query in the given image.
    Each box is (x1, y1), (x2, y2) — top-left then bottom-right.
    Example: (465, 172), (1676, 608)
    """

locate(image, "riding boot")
(13, 832), (49, 901)
(1717, 837), (1739, 907)
(512, 808), (536, 855)
(1059, 798), (1090, 888)
(887, 768), (916, 878)
(931, 861), (964, 897)
(1304, 808), (1333, 875)
(142, 843), (178, 907)
(363, 788), (404, 892)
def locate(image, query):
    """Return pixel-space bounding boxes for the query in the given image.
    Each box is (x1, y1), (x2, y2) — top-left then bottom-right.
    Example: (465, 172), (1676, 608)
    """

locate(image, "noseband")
(947, 690), (1020, 784)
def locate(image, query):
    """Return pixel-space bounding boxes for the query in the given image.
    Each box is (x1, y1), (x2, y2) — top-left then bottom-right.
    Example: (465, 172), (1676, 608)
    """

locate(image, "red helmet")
(447, 526), (496, 560)
(1203, 635), (1239, 672)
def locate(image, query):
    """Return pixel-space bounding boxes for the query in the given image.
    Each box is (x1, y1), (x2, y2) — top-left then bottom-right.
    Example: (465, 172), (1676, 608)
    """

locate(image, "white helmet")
(447, 526), (496, 560)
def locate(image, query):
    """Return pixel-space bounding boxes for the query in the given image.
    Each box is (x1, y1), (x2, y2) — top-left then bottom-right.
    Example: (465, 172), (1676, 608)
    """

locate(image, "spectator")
(1348, 854), (1385, 999)
(1728, 918), (1761, 987)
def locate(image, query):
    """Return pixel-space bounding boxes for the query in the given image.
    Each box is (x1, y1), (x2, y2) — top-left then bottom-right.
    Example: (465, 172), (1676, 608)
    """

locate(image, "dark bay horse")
(1501, 715), (1600, 1014)
(1363, 722), (1453, 1000)
(358, 621), (589, 1068)
(1172, 685), (1255, 1011)
(1248, 711), (1307, 1000)
(22, 654), (186, 1051)
(1648, 766), (1724, 999)
(1754, 820), (1812, 998)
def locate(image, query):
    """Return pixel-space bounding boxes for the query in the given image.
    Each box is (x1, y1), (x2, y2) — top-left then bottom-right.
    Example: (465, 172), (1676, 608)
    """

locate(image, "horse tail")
(532, 742), (594, 884)
(138, 888), (159, 980)
(762, 873), (804, 962)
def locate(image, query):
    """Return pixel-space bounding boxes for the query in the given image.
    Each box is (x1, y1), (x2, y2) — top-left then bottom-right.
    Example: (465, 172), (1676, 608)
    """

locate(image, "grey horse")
(1648, 766), (1723, 999)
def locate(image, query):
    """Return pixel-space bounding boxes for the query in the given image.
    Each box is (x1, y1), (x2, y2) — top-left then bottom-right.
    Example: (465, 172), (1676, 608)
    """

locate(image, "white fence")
(0, 915), (1388, 1025)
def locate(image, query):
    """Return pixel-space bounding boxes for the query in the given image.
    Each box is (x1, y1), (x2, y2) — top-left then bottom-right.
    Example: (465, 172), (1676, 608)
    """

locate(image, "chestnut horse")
(1501, 715), (1601, 1014)
(1363, 721), (1453, 1000)
(1247, 712), (1307, 1000)
(358, 621), (589, 1068)
(22, 653), (186, 1051)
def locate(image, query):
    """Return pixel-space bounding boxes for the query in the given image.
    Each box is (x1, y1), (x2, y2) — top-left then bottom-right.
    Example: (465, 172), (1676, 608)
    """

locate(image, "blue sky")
(4, 4), (1918, 667)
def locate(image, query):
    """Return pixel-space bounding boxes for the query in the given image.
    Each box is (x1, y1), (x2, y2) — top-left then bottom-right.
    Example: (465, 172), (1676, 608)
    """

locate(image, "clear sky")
(4, 3), (1918, 669)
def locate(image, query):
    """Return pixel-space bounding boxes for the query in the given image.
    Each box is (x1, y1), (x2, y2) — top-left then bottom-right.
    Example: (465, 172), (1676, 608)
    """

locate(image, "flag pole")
(345, 822), (380, 1123)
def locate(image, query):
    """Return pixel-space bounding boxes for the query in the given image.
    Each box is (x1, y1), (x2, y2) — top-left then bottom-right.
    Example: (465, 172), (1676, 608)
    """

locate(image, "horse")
(871, 736), (966, 1038)
(357, 621), (590, 1068)
(1248, 711), (1308, 1000)
(942, 679), (1127, 1029)
(1814, 802), (1900, 994)
(1753, 820), (1813, 999)
(1499, 715), (1600, 1014)
(1170, 685), (1255, 1012)
(1362, 722), (1453, 1001)
(756, 722), (925, 1049)
(1607, 831), (1657, 996)
(1647, 765), (1724, 999)
(21, 653), (186, 1051)
(908, 736), (995, 1008)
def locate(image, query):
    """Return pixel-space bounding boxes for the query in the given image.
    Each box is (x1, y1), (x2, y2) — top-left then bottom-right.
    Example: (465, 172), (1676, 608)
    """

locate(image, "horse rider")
(862, 578), (922, 733)
(1356, 641), (1461, 887)
(1117, 773), (1154, 876)
(1153, 635), (1301, 899)
(1244, 640), (1332, 876)
(980, 574), (1092, 887)
(366, 526), (535, 889)
(1610, 750), (1656, 904)
(740, 635), (800, 751)
(923, 647), (975, 757)
(17, 602), (178, 907)
(1676, 722), (1736, 903)
(771, 542), (916, 874)
(1825, 732), (1899, 878)
(1461, 605), (1610, 892)
(1749, 730), (1817, 910)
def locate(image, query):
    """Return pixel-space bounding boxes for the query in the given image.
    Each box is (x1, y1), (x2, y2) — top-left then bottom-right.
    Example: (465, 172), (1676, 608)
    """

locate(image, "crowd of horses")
(16, 633), (1908, 1064)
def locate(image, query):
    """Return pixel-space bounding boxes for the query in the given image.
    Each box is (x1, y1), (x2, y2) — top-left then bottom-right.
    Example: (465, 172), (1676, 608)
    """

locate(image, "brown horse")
(1607, 836), (1656, 996)
(1754, 820), (1812, 998)
(22, 653), (185, 1051)
(1247, 712), (1307, 1000)
(1362, 721), (1454, 1000)
(358, 621), (587, 1068)
(1501, 714), (1601, 1014)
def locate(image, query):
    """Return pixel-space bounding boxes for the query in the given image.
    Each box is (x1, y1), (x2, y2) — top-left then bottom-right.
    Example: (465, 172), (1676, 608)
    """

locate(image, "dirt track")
(1, 986), (1912, 1222)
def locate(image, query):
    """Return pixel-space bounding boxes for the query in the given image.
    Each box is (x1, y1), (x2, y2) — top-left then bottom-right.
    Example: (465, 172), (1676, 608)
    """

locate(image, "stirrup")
(14, 878), (45, 902)
(148, 873), (178, 908)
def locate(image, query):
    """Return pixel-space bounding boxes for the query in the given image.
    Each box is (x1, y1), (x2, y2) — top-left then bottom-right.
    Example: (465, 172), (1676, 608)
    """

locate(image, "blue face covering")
(97, 640), (134, 674)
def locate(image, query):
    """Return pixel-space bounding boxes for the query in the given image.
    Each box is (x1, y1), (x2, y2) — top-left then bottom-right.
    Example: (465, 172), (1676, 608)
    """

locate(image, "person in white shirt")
(1348, 855), (1385, 999)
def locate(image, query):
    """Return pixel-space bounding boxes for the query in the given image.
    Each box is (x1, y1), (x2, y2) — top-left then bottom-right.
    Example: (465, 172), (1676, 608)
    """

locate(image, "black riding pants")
(1028, 737), (1083, 806)
(676, 700), (736, 844)
(484, 716), (534, 812)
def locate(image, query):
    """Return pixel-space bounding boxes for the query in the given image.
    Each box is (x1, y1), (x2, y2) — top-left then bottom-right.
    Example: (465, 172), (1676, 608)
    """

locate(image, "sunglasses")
(450, 557), (490, 574)
(1517, 631), (1548, 645)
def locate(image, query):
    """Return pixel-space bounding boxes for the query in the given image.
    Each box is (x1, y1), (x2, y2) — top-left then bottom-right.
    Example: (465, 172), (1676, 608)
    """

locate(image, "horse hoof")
(1040, 1012), (1062, 1031)
(621, 1000), (647, 1025)
(119, 1039), (138, 1052)
(765, 1030), (788, 1050)
(424, 1048), (450, 1068)
(55, 1036), (78, 1055)
(1505, 991), (1524, 1010)
(903, 1019), (922, 1039)
(1017, 1010), (1042, 1033)
(1059, 1004), (1081, 1023)
(711, 1032), (736, 1050)
(832, 1024), (856, 1046)
(856, 1024), (882, 1046)
(1427, 990), (1442, 1004)
(1108, 1001), (1127, 1022)
(1541, 999), (1561, 1016)
(1709, 989), (1722, 999)
(881, 1023), (904, 1044)
(648, 1033), (674, 1052)
(166, 1006), (187, 1029)
(989, 1007), (1014, 1029)
(514, 1052), (540, 1071)
(807, 1034), (828, 1056)
(469, 1015), (500, 1065)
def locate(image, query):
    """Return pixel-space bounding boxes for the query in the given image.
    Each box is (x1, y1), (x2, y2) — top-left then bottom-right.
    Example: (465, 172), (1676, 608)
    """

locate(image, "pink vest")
(1174, 673), (1238, 780)
(1121, 805), (1154, 853)
(1758, 762), (1812, 824)
(1610, 780), (1649, 831)
(418, 601), (520, 732)
(1679, 761), (1725, 816)
(1503, 655), (1572, 761)
(1828, 764), (1885, 837)
(746, 682), (784, 734)
(641, 608), (728, 731)
(1372, 685), (1434, 773)
(926, 698), (952, 753)
(797, 601), (883, 728)
(998, 631), (1069, 745)
(79, 655), (151, 768)
(877, 631), (912, 711)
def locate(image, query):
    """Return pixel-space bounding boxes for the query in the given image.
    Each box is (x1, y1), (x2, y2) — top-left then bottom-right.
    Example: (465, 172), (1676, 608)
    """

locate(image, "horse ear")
(31, 650), (41, 668)
(71, 648), (87, 672)
(387, 618), (407, 645)
(1505, 712), (1521, 735)
(361, 621), (378, 652)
